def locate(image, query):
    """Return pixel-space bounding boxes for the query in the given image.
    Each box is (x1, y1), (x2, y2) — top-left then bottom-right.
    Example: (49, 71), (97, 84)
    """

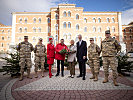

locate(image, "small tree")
(0, 49), (20, 77)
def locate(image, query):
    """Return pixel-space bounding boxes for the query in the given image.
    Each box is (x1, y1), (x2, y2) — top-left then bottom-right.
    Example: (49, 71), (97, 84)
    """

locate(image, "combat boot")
(113, 79), (119, 86)
(103, 75), (108, 83)
(27, 69), (32, 79)
(34, 72), (38, 78)
(94, 74), (98, 81)
(41, 71), (44, 77)
(19, 71), (24, 81)
(90, 69), (95, 79)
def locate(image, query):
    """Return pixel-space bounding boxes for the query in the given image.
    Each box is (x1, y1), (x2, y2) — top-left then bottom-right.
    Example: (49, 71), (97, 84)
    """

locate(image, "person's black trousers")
(57, 60), (64, 75)
(79, 61), (86, 77)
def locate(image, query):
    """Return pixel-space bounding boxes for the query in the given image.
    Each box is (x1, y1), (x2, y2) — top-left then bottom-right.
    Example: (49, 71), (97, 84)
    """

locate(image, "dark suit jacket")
(76, 40), (87, 62)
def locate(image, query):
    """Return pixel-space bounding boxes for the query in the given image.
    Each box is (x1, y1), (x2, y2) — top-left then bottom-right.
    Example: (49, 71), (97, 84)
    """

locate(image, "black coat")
(76, 40), (87, 62)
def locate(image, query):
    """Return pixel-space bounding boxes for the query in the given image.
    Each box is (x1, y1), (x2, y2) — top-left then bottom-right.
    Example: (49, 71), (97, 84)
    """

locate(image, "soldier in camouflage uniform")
(88, 38), (101, 81)
(17, 36), (34, 81)
(34, 38), (46, 78)
(101, 30), (121, 86)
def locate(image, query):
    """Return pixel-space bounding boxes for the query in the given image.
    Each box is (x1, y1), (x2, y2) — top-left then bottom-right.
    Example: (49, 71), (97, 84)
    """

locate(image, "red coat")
(55, 43), (68, 61)
(47, 43), (55, 64)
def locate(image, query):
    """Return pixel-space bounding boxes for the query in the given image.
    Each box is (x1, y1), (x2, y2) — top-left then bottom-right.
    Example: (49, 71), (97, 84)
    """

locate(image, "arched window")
(1, 43), (3, 47)
(19, 18), (22, 23)
(84, 27), (87, 32)
(124, 36), (126, 40)
(24, 27), (27, 32)
(124, 29), (126, 33)
(19, 28), (22, 33)
(107, 18), (110, 23)
(63, 33), (67, 39)
(129, 29), (132, 33)
(8, 30), (10, 34)
(68, 11), (71, 17)
(93, 18), (96, 23)
(39, 18), (41, 23)
(18, 37), (22, 42)
(7, 36), (10, 40)
(68, 22), (71, 28)
(55, 24), (58, 30)
(48, 27), (50, 33)
(47, 18), (50, 23)
(68, 33), (71, 39)
(33, 27), (36, 32)
(107, 27), (110, 30)
(112, 18), (115, 23)
(76, 24), (79, 30)
(63, 22), (67, 28)
(2, 30), (4, 34)
(38, 27), (41, 32)
(112, 27), (115, 33)
(25, 18), (27, 23)
(98, 27), (101, 32)
(33, 18), (36, 23)
(33, 37), (36, 42)
(76, 14), (79, 20)
(93, 27), (96, 32)
(2, 37), (4, 40)
(63, 11), (67, 17)
(55, 14), (58, 20)
(75, 35), (79, 42)
(84, 18), (87, 23)
(98, 18), (101, 23)
(99, 37), (102, 42)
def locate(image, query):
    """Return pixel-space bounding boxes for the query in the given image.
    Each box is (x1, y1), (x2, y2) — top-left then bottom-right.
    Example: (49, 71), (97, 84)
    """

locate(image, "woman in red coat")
(47, 38), (55, 78)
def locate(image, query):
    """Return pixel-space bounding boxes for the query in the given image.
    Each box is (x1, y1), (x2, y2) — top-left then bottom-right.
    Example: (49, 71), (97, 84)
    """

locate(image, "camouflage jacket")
(17, 41), (34, 58)
(88, 43), (101, 59)
(101, 37), (121, 57)
(34, 43), (46, 57)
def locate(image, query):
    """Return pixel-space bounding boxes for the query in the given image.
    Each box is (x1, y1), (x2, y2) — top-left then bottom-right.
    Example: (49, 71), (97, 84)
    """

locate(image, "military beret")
(90, 38), (94, 41)
(105, 30), (110, 34)
(24, 36), (28, 39)
(39, 38), (43, 41)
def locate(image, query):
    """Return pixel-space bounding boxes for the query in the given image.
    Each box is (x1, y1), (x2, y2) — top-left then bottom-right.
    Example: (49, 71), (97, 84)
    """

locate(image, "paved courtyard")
(0, 68), (133, 100)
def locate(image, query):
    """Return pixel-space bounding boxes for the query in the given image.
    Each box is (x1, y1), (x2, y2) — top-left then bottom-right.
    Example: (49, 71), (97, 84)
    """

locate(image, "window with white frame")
(76, 14), (79, 20)
(63, 11), (67, 17)
(7, 36), (10, 40)
(107, 27), (110, 30)
(33, 18), (36, 23)
(39, 18), (41, 23)
(47, 18), (50, 23)
(93, 18), (96, 23)
(75, 35), (79, 42)
(68, 11), (71, 17)
(8, 30), (10, 33)
(98, 27), (101, 32)
(48, 27), (50, 33)
(19, 28), (22, 33)
(93, 27), (96, 32)
(63, 22), (67, 28)
(99, 37), (102, 42)
(107, 18), (110, 23)
(112, 18), (115, 23)
(38, 27), (41, 32)
(18, 37), (22, 42)
(112, 27), (115, 33)
(68, 22), (71, 28)
(33, 37), (36, 42)
(68, 33), (71, 39)
(76, 24), (79, 30)
(94, 37), (97, 43)
(19, 18), (22, 23)
(63, 33), (67, 39)
(33, 27), (36, 32)
(25, 18), (27, 23)
(84, 27), (87, 32)
(2, 30), (4, 34)
(24, 27), (27, 33)
(84, 18), (87, 23)
(55, 14), (58, 20)
(98, 18), (101, 23)
(55, 24), (58, 30)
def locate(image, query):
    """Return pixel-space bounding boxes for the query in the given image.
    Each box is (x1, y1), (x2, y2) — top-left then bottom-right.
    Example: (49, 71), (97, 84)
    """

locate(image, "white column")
(11, 13), (16, 44)
(118, 12), (123, 42)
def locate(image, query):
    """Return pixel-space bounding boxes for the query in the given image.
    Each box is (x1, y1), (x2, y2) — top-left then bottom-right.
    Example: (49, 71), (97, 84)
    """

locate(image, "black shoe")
(82, 77), (85, 80)
(61, 74), (64, 77)
(55, 73), (59, 77)
(77, 75), (82, 78)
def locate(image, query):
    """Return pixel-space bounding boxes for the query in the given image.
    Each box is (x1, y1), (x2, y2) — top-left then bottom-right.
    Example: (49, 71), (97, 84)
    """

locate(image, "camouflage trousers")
(103, 56), (118, 79)
(34, 56), (45, 72)
(89, 58), (100, 74)
(19, 58), (32, 72)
